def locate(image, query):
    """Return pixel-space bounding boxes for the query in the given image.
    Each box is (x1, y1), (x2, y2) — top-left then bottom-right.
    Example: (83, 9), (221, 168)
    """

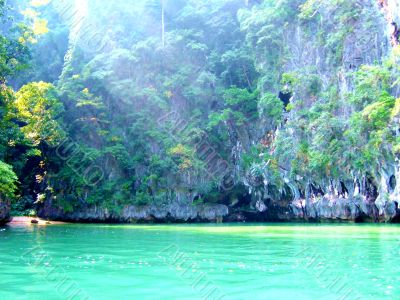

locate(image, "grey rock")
(38, 200), (229, 223)
(0, 198), (11, 225)
(285, 196), (399, 222)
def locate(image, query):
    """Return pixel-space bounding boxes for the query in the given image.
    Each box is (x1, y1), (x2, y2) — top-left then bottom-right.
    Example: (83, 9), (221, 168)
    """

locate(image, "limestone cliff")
(233, 0), (400, 222)
(28, 0), (400, 223)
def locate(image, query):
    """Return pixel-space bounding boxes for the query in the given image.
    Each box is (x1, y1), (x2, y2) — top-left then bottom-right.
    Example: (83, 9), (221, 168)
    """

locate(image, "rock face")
(0, 198), (11, 225)
(38, 200), (229, 223)
(288, 196), (395, 222)
(38, 197), (399, 223)
(225, 197), (399, 223)
(229, 0), (400, 223)
(36, 0), (400, 224)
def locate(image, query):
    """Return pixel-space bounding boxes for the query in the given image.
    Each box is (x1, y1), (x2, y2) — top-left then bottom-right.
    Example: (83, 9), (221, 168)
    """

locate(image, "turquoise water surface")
(1, 223), (399, 299)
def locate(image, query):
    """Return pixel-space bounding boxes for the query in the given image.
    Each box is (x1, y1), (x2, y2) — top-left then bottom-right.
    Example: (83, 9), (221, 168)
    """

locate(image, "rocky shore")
(33, 196), (400, 224)
(1, 197), (398, 225)
(38, 200), (229, 223)
(0, 199), (11, 225)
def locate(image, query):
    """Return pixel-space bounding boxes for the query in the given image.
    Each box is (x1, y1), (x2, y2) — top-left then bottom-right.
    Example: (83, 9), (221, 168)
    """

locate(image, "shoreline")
(8, 216), (68, 226)
(6, 216), (400, 225)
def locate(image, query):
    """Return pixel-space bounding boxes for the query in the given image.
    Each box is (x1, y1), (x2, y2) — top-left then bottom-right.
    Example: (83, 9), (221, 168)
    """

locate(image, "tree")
(0, 160), (18, 199)
(14, 81), (65, 147)
(145, 0), (166, 47)
(0, 0), (32, 83)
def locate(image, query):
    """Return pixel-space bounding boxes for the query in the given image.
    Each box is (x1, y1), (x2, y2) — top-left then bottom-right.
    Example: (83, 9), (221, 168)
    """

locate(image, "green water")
(1, 224), (400, 300)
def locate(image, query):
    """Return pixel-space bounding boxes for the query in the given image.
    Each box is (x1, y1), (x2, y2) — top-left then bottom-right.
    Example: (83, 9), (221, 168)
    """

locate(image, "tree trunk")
(161, 0), (165, 47)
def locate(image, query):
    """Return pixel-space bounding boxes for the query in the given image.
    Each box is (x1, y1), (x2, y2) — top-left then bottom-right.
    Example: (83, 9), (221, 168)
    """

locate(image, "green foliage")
(350, 65), (392, 108)
(209, 87), (259, 128)
(168, 144), (194, 171)
(0, 35), (30, 82)
(259, 93), (283, 124)
(0, 0), (35, 83)
(0, 0), (399, 216)
(0, 160), (18, 198)
(362, 93), (395, 129)
(14, 81), (65, 146)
